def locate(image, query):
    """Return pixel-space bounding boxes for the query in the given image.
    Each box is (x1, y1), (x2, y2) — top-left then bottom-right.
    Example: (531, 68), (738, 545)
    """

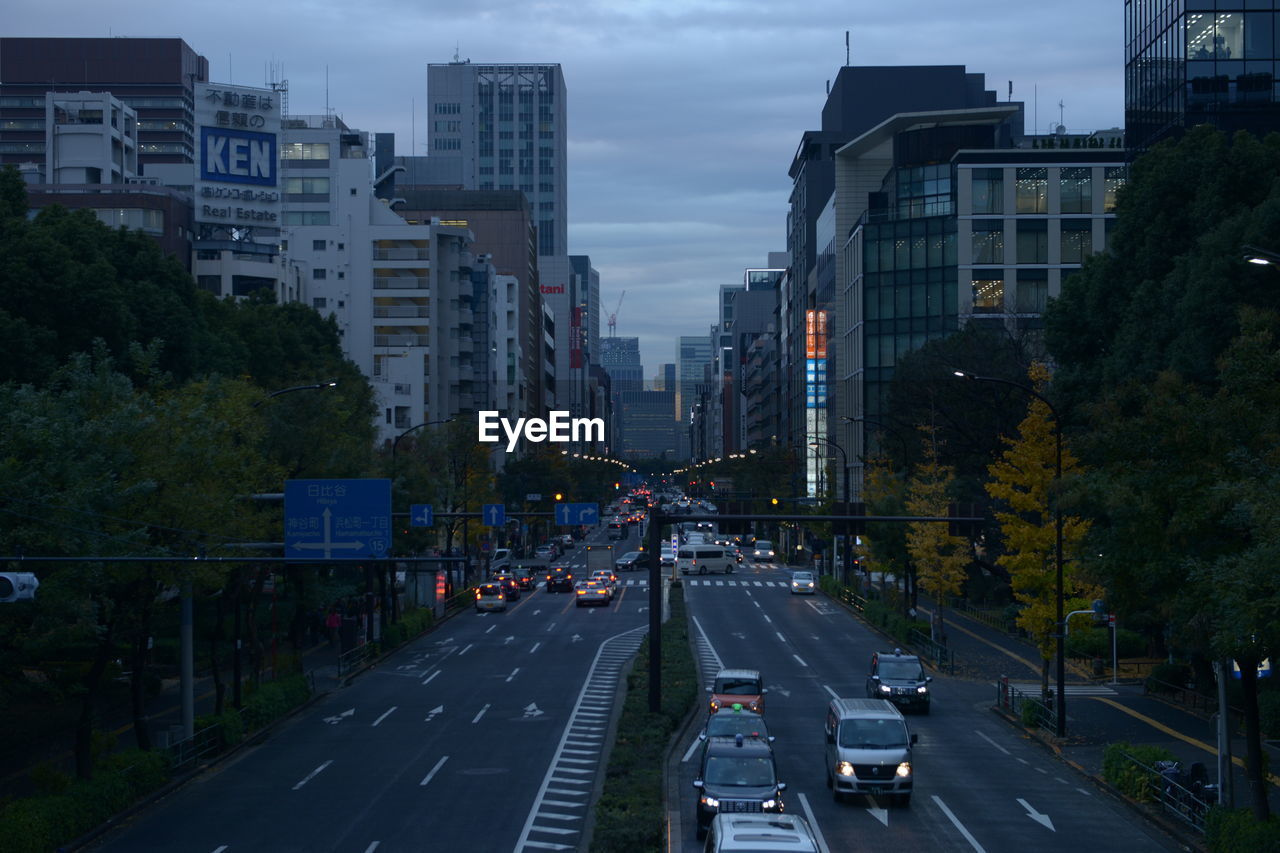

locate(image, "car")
(534, 544), (558, 561)
(660, 545), (676, 570)
(615, 550), (644, 572)
(474, 582), (507, 612)
(512, 564), (536, 590)
(865, 650), (932, 713)
(557, 533), (575, 549)
(589, 569), (618, 590)
(825, 697), (917, 805)
(490, 548), (513, 572)
(703, 813), (820, 853)
(490, 573), (520, 601)
(679, 545), (735, 575)
(698, 707), (774, 746)
(607, 521), (626, 540)
(574, 579), (611, 606)
(708, 668), (767, 714)
(790, 571), (816, 594)
(752, 541), (775, 561)
(545, 566), (574, 592)
(693, 734), (786, 839)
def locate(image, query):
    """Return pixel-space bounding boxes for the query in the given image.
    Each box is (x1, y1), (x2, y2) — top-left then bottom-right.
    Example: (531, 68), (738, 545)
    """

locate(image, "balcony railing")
(374, 277), (429, 290)
(373, 306), (430, 318)
(375, 335), (429, 347)
(373, 248), (430, 260)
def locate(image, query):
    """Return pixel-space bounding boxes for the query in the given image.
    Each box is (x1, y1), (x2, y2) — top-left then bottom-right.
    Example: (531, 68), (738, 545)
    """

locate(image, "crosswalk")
(609, 578), (795, 588)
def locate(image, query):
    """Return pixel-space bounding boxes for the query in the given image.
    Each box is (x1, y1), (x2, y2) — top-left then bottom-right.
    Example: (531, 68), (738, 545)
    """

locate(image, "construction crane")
(607, 290), (626, 337)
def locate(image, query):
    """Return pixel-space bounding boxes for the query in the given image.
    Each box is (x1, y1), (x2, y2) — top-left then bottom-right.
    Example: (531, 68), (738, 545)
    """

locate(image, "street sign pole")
(647, 511), (663, 713)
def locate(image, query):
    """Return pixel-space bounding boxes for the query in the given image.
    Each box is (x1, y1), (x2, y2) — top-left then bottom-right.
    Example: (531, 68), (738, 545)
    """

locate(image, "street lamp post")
(954, 370), (1066, 738)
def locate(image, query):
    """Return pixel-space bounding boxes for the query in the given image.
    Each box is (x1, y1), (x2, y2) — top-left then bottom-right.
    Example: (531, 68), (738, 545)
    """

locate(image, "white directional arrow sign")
(523, 702), (545, 718)
(290, 508), (365, 557)
(571, 634), (583, 643)
(324, 708), (355, 725)
(774, 688), (792, 698)
(503, 636), (515, 645)
(866, 802), (889, 826)
(1017, 798), (1055, 831)
(425, 705), (443, 722)
(532, 609), (542, 615)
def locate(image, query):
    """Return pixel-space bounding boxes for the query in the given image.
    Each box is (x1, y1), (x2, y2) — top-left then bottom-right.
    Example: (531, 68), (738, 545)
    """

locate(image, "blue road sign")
(410, 504), (434, 527)
(285, 479), (391, 560)
(555, 502), (599, 526)
(482, 503), (506, 527)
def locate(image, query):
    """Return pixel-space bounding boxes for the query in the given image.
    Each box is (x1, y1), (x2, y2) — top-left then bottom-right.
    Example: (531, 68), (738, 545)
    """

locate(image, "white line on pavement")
(793, 654), (808, 667)
(371, 706), (397, 727)
(823, 684), (840, 700)
(486, 624), (496, 634)
(682, 736), (702, 763)
(212, 847), (228, 853)
(932, 795), (988, 853)
(422, 670), (440, 686)
(1076, 787), (1092, 797)
(796, 793), (831, 853)
(458, 643), (473, 656)
(530, 641), (541, 654)
(472, 703), (491, 723)
(292, 760), (333, 791)
(974, 730), (1010, 755)
(775, 632), (787, 643)
(419, 755), (449, 787)
(363, 843), (380, 853)
(762, 614), (772, 623)
(507, 667), (521, 682)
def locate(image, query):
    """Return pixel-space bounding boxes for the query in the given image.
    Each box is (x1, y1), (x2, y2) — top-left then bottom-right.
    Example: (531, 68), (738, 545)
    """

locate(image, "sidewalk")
(914, 594), (1280, 813)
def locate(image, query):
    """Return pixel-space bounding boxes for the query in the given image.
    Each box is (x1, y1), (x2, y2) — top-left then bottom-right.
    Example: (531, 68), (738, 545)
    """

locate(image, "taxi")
(574, 579), (612, 607)
(474, 582), (507, 613)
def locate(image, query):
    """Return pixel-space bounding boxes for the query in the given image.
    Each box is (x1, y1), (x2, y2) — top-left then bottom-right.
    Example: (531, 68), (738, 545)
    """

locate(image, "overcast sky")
(10, 1), (1123, 373)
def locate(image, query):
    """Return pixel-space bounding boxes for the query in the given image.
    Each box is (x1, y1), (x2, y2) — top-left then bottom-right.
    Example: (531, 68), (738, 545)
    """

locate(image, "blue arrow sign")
(554, 503), (598, 526)
(483, 503), (506, 527)
(410, 504), (434, 527)
(285, 479), (391, 560)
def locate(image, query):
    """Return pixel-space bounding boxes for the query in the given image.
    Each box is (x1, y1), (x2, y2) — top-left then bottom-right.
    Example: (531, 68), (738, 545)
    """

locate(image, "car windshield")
(879, 660), (924, 681)
(755, 542), (772, 550)
(838, 718), (910, 749)
(703, 755), (776, 787)
(706, 715), (768, 739)
(478, 586), (501, 597)
(714, 677), (762, 695)
(792, 572), (814, 581)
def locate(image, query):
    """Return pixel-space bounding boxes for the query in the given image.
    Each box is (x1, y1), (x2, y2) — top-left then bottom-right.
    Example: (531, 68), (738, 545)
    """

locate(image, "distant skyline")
(6, 1), (1124, 370)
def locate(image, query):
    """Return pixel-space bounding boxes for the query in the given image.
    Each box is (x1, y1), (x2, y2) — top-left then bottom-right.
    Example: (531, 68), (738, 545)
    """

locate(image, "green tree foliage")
(905, 425), (969, 639)
(984, 363), (1094, 692)
(859, 452), (908, 601)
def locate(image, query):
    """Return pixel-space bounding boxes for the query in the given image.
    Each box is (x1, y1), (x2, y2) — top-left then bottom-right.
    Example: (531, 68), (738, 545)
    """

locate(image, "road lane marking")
(530, 642), (541, 654)
(775, 632), (787, 643)
(212, 847), (228, 853)
(419, 755), (448, 786)
(682, 737), (702, 763)
(932, 795), (988, 853)
(472, 703), (491, 723)
(422, 670), (440, 686)
(1076, 787), (1092, 797)
(507, 667), (521, 682)
(793, 654), (808, 667)
(486, 624), (496, 634)
(292, 760), (333, 790)
(762, 614), (772, 623)
(1017, 757), (1029, 765)
(363, 844), (380, 853)
(823, 684), (840, 700)
(458, 643), (473, 656)
(974, 730), (1010, 755)
(795, 793), (831, 853)
(371, 706), (397, 727)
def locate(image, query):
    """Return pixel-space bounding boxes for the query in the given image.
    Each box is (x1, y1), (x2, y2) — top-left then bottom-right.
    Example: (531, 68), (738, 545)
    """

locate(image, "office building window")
(972, 272), (1004, 313)
(281, 142), (330, 160)
(434, 102), (461, 114)
(1104, 167), (1126, 212)
(282, 211), (330, 225)
(313, 268), (327, 280)
(1060, 220), (1093, 264)
(1186, 12), (1242, 60)
(1059, 167), (1092, 214)
(971, 168), (1003, 214)
(284, 176), (330, 195)
(1017, 220), (1049, 263)
(1016, 270), (1048, 314)
(971, 220), (1003, 264)
(313, 239), (326, 251)
(313, 297), (327, 309)
(434, 138), (461, 151)
(1016, 168), (1048, 214)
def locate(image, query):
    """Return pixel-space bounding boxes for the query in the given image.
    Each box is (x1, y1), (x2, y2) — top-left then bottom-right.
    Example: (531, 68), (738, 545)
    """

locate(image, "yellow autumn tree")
(905, 424), (969, 642)
(984, 362), (1095, 695)
(859, 451), (907, 602)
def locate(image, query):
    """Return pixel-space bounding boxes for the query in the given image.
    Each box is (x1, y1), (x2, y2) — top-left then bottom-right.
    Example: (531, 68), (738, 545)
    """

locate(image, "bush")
(0, 747), (171, 853)
(1065, 627), (1145, 659)
(1102, 742), (1177, 802)
(1146, 662), (1191, 692)
(1020, 697), (1045, 727)
(1258, 690), (1280, 741)
(1205, 808), (1280, 852)
(194, 709), (245, 750)
(240, 674), (311, 732)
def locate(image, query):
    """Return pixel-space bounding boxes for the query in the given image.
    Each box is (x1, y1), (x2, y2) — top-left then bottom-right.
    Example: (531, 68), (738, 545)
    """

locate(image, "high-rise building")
(676, 336), (712, 459)
(1125, 3), (1280, 153)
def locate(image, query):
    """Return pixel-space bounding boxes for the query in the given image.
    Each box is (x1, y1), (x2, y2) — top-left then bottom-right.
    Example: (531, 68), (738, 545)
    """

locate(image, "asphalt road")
(671, 560), (1182, 853)
(90, 525), (650, 853)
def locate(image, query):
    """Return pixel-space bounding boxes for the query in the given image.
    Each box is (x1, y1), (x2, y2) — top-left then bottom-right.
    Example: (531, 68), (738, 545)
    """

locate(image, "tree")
(905, 425), (969, 642)
(860, 452), (908, 604)
(984, 363), (1094, 696)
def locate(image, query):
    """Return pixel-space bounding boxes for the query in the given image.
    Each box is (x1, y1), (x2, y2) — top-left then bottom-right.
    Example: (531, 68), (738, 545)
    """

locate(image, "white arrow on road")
(503, 636), (515, 645)
(533, 609), (542, 615)
(866, 802), (889, 826)
(731, 632), (746, 639)
(774, 688), (792, 698)
(324, 708), (355, 725)
(1017, 798), (1055, 831)
(571, 634), (582, 643)
(523, 702), (545, 718)
(425, 705), (443, 722)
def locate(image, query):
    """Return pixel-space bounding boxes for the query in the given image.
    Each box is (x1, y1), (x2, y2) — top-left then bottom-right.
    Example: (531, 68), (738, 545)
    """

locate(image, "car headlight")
(917, 685), (929, 694)
(700, 795), (720, 808)
(762, 798), (779, 810)
(896, 762), (912, 778)
(838, 761), (854, 776)
(879, 684), (892, 693)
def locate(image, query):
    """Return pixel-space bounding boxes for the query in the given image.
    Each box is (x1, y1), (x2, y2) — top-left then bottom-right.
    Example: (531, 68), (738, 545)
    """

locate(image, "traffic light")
(555, 493), (564, 501)
(770, 497), (779, 506)
(0, 572), (39, 602)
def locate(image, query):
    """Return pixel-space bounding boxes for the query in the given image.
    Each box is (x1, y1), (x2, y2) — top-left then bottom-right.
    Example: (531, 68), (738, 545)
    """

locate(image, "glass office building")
(1126, 0), (1280, 152)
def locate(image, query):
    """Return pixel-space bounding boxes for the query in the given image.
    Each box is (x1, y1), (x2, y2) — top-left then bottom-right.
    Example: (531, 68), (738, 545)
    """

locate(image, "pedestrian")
(325, 606), (341, 647)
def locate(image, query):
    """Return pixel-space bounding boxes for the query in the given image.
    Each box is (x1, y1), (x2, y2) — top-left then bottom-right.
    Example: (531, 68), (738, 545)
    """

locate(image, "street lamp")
(251, 380), (338, 407)
(953, 369), (1066, 737)
(1243, 244), (1280, 266)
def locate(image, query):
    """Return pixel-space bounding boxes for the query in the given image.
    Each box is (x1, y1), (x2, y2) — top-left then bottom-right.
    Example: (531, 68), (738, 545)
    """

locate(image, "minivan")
(678, 545), (735, 575)
(824, 697), (917, 806)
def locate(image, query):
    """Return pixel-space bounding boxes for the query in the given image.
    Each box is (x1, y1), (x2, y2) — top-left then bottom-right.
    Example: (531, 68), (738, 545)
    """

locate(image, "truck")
(585, 544), (615, 577)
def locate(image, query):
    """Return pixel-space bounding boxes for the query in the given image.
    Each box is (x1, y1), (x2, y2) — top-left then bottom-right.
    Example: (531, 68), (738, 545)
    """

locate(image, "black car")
(614, 550), (644, 572)
(693, 735), (786, 839)
(545, 565), (574, 593)
(866, 650), (932, 713)
(512, 564), (536, 590)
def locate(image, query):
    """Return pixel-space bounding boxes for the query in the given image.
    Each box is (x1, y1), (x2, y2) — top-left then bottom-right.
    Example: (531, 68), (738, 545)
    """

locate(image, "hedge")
(1101, 741), (1177, 802)
(380, 606), (435, 648)
(590, 584), (697, 852)
(240, 674), (312, 731)
(0, 749), (170, 853)
(1206, 808), (1280, 852)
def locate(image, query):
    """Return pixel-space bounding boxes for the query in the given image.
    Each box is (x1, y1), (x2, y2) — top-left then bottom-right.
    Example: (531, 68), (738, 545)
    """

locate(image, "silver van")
(678, 545), (735, 575)
(824, 697), (917, 806)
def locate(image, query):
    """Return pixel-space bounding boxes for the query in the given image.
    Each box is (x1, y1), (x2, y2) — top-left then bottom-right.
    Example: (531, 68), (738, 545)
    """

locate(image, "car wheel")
(726, 565), (734, 574)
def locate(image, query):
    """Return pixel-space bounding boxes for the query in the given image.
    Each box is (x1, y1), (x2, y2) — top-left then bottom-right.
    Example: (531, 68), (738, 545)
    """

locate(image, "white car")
(752, 540), (775, 560)
(704, 813), (819, 853)
(790, 571), (816, 594)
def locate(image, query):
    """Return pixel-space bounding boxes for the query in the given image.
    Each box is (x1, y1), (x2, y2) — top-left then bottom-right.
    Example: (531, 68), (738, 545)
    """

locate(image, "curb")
(988, 704), (1205, 853)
